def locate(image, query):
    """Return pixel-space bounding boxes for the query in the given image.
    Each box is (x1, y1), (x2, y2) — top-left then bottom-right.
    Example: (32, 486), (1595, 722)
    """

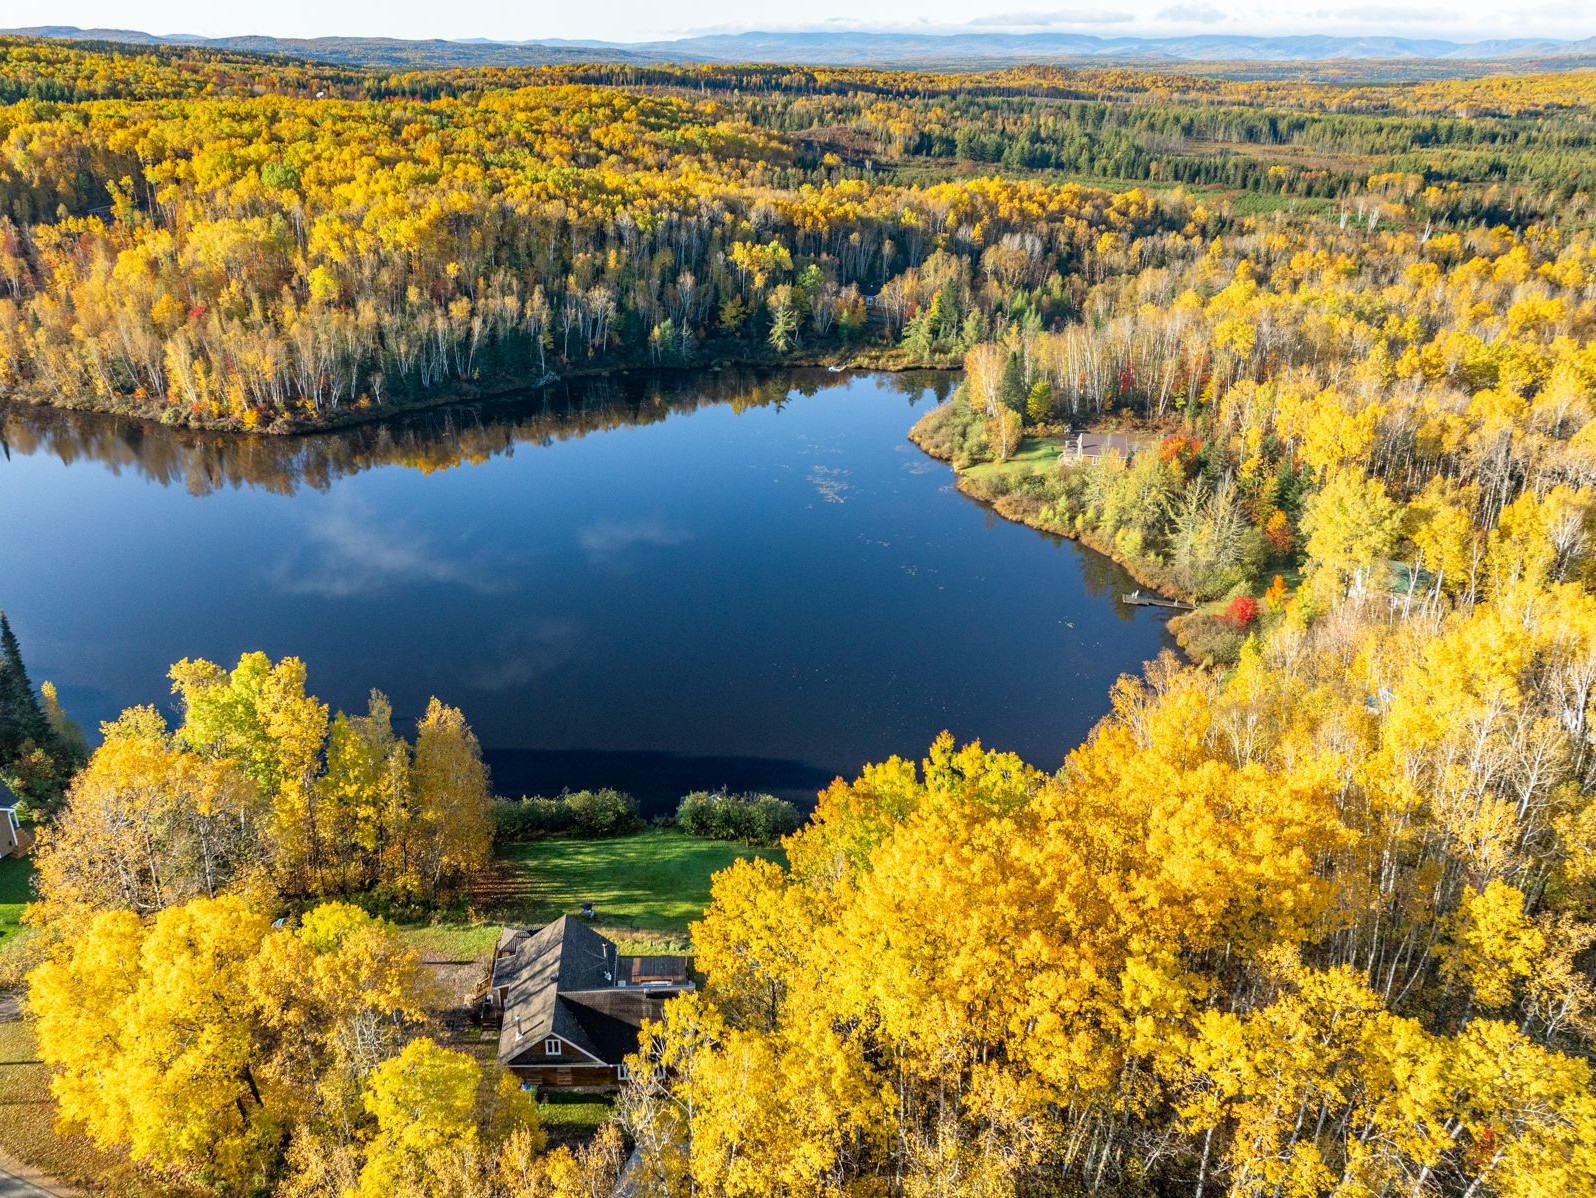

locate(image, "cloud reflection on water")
(577, 517), (694, 567)
(270, 492), (509, 598)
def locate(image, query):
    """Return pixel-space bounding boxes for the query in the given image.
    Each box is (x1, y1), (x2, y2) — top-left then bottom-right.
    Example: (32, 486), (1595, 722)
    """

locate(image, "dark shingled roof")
(496, 916), (620, 1065)
(561, 988), (679, 1063)
(619, 955), (691, 985)
(494, 917), (693, 1069)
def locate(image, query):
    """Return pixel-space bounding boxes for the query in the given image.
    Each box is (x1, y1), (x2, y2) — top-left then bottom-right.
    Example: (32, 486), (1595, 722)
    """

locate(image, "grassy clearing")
(961, 435), (1065, 483)
(396, 922), (503, 962)
(536, 1092), (615, 1146)
(0, 855), (31, 945)
(503, 832), (783, 930)
(1224, 191), (1335, 218)
(397, 831), (785, 964)
(0, 856), (37, 984)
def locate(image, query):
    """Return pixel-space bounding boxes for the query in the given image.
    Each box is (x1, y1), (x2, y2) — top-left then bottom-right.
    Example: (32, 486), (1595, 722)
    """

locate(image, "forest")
(2, 37), (1595, 430)
(3, 29), (1596, 1198)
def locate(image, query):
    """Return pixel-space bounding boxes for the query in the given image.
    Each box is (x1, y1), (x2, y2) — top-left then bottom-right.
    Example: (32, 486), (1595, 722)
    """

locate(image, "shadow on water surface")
(0, 367), (955, 496)
(1, 365), (1170, 804)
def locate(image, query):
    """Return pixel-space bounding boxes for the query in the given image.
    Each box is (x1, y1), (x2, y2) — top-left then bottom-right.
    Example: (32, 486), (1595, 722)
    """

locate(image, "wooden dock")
(1121, 590), (1194, 611)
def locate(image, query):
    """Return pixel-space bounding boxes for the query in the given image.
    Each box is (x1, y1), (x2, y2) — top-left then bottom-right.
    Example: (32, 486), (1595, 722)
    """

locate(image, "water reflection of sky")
(0, 370), (1175, 812)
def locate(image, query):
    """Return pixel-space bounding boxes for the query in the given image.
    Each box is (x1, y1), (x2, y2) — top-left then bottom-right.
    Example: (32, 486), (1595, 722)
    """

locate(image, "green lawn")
(0, 854), (33, 946)
(962, 435), (1065, 483)
(503, 832), (784, 930)
(398, 831), (785, 962)
(536, 1091), (616, 1148)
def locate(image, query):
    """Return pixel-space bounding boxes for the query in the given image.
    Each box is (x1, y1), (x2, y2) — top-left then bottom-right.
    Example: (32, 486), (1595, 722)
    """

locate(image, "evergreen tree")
(928, 280), (960, 345)
(0, 611), (80, 807)
(900, 309), (935, 359)
(999, 350), (1027, 415)
(0, 611), (48, 760)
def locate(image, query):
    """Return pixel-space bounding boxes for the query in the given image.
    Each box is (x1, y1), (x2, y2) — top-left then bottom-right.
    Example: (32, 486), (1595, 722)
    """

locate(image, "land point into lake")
(909, 406), (1195, 597)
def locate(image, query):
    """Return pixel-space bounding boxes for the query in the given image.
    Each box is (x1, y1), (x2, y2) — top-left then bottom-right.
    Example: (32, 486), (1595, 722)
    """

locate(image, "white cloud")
(968, 9), (1137, 27)
(31, 0), (1596, 47)
(470, 618), (583, 691)
(1156, 3), (1229, 22)
(1331, 4), (1452, 24)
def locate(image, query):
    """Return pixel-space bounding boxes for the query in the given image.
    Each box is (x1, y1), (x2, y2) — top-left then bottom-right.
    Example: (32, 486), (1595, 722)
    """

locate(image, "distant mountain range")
(9, 26), (1596, 70)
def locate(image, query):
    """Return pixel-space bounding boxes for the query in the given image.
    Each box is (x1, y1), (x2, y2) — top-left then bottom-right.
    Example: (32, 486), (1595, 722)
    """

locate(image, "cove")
(0, 369), (1174, 813)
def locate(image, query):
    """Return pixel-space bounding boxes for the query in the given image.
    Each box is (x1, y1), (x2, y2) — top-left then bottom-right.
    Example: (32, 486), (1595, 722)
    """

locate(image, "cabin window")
(544, 1038), (562, 1055)
(617, 1062), (629, 1080)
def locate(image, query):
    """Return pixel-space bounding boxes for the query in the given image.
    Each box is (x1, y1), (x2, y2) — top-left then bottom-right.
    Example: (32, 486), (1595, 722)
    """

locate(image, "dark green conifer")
(999, 350), (1027, 414)
(0, 611), (55, 765)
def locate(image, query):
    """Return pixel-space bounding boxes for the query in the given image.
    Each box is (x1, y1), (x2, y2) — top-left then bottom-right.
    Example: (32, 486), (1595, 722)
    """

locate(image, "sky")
(4, 0), (1591, 45)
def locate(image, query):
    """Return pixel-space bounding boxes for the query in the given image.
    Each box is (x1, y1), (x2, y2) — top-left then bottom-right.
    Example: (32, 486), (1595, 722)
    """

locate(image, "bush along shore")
(909, 382), (1301, 666)
(490, 787), (801, 849)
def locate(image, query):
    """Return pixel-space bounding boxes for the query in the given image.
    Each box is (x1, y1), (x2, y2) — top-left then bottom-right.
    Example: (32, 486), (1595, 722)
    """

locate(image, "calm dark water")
(0, 370), (1173, 811)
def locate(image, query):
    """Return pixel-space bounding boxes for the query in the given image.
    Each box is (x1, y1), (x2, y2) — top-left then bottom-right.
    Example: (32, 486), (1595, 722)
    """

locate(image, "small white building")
(1, 804), (20, 857)
(1, 779), (27, 857)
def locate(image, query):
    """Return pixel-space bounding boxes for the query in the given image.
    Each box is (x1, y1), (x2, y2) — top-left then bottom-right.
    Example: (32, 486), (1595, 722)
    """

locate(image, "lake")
(0, 370), (1174, 812)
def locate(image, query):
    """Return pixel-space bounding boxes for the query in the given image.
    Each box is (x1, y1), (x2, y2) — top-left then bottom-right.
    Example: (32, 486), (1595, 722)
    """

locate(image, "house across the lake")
(489, 916), (692, 1091)
(1070, 431), (1147, 463)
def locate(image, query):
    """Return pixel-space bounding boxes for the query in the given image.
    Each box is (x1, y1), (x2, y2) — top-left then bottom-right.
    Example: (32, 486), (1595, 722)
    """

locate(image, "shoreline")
(906, 412), (1217, 661)
(0, 347), (964, 440)
(906, 417), (1201, 608)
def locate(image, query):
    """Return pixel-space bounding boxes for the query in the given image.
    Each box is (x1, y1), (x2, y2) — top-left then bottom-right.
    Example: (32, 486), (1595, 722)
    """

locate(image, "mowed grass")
(962, 435), (1065, 483)
(536, 1091), (615, 1146)
(396, 831), (785, 963)
(0, 854), (33, 945)
(504, 832), (784, 930)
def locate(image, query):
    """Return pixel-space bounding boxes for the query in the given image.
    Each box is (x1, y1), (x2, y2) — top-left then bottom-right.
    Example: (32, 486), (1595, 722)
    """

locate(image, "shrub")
(910, 392), (990, 469)
(1263, 509), (1294, 556)
(676, 790), (801, 846)
(1158, 433), (1204, 474)
(1225, 595), (1260, 628)
(982, 470), (1016, 498)
(491, 789), (644, 843)
(1172, 612), (1248, 668)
